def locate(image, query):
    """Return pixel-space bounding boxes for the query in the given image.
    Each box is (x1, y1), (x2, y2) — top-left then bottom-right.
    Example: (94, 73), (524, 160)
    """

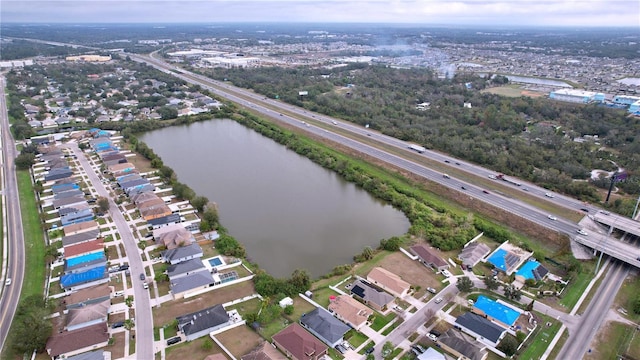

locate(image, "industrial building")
(549, 89), (605, 104)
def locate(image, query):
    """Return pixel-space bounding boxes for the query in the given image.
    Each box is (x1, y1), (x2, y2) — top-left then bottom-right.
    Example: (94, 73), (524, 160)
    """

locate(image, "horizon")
(2, 0), (639, 28)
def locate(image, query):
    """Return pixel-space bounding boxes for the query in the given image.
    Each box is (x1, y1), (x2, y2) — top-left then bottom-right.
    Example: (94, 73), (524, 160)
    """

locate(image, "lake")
(141, 119), (410, 278)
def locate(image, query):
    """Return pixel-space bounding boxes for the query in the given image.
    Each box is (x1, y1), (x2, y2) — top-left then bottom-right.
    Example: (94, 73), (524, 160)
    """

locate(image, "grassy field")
(17, 170), (46, 298)
(558, 267), (595, 309)
(517, 315), (562, 359)
(585, 322), (640, 360)
(614, 273), (640, 322)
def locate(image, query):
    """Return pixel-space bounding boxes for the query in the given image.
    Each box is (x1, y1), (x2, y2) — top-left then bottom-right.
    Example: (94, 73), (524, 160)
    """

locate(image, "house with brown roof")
(64, 238), (104, 259)
(66, 299), (110, 331)
(328, 295), (372, 330)
(64, 220), (99, 236)
(410, 244), (449, 271)
(272, 323), (328, 360)
(153, 224), (194, 249)
(64, 283), (111, 309)
(139, 203), (172, 221)
(366, 267), (411, 298)
(241, 341), (287, 360)
(45, 323), (109, 359)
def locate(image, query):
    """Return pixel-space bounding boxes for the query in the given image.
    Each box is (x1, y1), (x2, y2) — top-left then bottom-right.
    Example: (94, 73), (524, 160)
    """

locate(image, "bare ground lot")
(164, 336), (226, 360)
(355, 251), (443, 292)
(153, 281), (256, 326)
(215, 325), (263, 358)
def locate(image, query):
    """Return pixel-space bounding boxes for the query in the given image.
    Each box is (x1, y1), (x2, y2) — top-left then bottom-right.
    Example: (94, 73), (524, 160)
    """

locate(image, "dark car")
(482, 190), (490, 194)
(139, 273), (145, 281)
(119, 264), (129, 271)
(166, 337), (181, 346)
(444, 160), (450, 163)
(365, 347), (375, 355)
(111, 321), (124, 329)
(461, 186), (467, 190)
(580, 208), (589, 212)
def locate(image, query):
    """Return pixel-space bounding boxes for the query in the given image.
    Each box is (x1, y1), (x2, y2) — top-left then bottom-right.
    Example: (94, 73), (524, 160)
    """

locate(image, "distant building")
(66, 55), (112, 62)
(549, 89), (605, 103)
(613, 95), (640, 106)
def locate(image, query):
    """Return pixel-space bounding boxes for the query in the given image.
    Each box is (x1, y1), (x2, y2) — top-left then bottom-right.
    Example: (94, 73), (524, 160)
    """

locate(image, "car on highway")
(599, 210), (611, 215)
(444, 160), (450, 163)
(482, 190), (490, 194)
(548, 215), (557, 220)
(332, 121), (338, 125)
(461, 186), (467, 190)
(435, 297), (443, 304)
(580, 208), (589, 212)
(5, 278), (11, 286)
(577, 229), (588, 236)
(545, 192), (555, 198)
(443, 173), (450, 179)
(455, 162), (461, 165)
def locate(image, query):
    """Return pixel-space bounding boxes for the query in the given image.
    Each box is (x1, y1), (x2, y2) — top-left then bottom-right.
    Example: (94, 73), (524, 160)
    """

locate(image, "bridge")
(573, 212), (640, 266)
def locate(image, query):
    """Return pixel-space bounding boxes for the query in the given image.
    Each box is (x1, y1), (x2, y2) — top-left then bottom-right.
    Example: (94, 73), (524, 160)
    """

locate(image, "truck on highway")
(408, 144), (426, 154)
(496, 174), (522, 187)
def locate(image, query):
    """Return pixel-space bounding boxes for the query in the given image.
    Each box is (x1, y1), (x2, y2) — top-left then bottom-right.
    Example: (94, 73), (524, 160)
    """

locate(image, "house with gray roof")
(348, 279), (394, 312)
(54, 189), (84, 200)
(437, 329), (487, 360)
(66, 299), (110, 331)
(148, 213), (181, 229)
(170, 269), (214, 299)
(455, 312), (506, 347)
(161, 243), (202, 264)
(62, 228), (100, 247)
(167, 259), (206, 280)
(53, 195), (86, 210)
(65, 350), (106, 360)
(299, 308), (350, 348)
(176, 304), (230, 341)
(458, 242), (491, 269)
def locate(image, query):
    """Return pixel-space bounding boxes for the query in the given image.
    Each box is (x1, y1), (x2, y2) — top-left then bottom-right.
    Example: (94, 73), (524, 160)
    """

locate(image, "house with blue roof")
(61, 208), (95, 226)
(60, 266), (108, 290)
(471, 295), (522, 328)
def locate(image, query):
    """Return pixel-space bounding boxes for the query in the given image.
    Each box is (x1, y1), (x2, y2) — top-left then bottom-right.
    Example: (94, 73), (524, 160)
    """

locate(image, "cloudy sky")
(2, 0), (638, 27)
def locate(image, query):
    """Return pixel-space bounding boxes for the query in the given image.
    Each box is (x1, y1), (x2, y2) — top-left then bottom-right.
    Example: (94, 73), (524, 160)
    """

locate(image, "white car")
(428, 333), (438, 341)
(5, 278), (11, 286)
(435, 297), (443, 304)
(545, 192), (555, 198)
(577, 229), (588, 236)
(547, 215), (557, 221)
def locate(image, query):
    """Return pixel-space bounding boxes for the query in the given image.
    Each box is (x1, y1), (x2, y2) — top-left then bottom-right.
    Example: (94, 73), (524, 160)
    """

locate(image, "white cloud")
(1, 0), (638, 26)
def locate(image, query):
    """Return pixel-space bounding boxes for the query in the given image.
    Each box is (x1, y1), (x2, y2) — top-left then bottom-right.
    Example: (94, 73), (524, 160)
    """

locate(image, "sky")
(1, 0), (639, 27)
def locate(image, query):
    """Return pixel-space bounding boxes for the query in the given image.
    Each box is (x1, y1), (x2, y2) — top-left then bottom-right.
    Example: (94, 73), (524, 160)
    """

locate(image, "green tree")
(11, 295), (52, 354)
(497, 335), (519, 356)
(125, 295), (134, 308)
(633, 294), (640, 314)
(44, 244), (60, 264)
(97, 196), (110, 213)
(191, 196), (209, 213)
(503, 285), (522, 301)
(456, 276), (474, 293)
(483, 276), (500, 290)
(284, 304), (294, 315)
(15, 153), (36, 170)
(124, 319), (135, 330)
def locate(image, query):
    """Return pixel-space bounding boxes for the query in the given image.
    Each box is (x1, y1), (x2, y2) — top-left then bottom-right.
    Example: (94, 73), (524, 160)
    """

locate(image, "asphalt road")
(0, 76), (26, 352)
(64, 143), (153, 359)
(556, 261), (629, 359)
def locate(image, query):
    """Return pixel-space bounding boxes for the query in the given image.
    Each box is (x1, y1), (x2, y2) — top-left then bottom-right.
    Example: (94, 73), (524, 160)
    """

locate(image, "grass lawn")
(559, 268), (595, 309)
(226, 297), (261, 318)
(614, 274), (640, 322)
(517, 314), (562, 360)
(309, 286), (340, 308)
(585, 322), (640, 360)
(345, 330), (369, 348)
(258, 316), (292, 340)
(370, 312), (396, 331)
(215, 325), (263, 358)
(17, 170), (46, 298)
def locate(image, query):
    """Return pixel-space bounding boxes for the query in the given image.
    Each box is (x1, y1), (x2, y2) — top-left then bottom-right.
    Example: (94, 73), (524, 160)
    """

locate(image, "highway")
(556, 261), (629, 359)
(64, 143), (154, 359)
(129, 53), (637, 246)
(0, 76), (27, 352)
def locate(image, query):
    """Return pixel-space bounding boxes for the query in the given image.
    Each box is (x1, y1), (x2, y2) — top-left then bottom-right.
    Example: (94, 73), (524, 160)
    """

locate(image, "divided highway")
(0, 77), (27, 351)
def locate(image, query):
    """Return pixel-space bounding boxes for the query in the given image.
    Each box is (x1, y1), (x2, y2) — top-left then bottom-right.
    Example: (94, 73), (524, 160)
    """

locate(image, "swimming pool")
(516, 260), (540, 280)
(207, 256), (225, 267)
(474, 295), (520, 327)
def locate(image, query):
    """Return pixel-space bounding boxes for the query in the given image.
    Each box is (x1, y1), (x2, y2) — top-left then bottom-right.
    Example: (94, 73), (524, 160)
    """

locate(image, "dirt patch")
(153, 281), (256, 326)
(372, 252), (442, 290)
(215, 325), (263, 357)
(108, 332), (126, 360)
(521, 90), (545, 98)
(165, 337), (226, 360)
